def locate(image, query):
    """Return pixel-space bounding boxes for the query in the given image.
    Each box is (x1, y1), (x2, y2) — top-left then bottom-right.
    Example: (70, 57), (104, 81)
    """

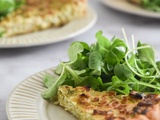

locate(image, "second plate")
(0, 7), (97, 48)
(101, 0), (160, 19)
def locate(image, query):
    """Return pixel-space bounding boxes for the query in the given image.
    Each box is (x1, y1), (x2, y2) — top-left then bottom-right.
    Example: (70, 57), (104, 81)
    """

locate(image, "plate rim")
(101, 0), (160, 19)
(6, 67), (55, 120)
(0, 6), (97, 48)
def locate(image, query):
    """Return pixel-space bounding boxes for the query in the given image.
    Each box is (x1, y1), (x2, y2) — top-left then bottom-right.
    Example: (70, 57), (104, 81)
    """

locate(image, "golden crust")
(58, 85), (160, 120)
(0, 0), (87, 37)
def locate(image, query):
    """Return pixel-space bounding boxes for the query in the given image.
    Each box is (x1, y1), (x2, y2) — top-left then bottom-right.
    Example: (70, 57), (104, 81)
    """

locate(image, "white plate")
(101, 0), (160, 19)
(0, 7), (97, 48)
(6, 68), (77, 120)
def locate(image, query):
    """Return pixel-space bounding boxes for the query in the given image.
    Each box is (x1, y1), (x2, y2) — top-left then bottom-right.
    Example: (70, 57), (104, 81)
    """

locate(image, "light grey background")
(1, 0), (160, 119)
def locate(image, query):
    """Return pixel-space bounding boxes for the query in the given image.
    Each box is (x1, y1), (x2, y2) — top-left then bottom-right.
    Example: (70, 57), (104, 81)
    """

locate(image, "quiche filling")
(58, 85), (160, 120)
(0, 0), (87, 37)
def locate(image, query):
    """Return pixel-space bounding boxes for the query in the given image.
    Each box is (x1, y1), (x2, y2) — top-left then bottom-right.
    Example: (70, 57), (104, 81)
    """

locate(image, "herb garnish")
(41, 30), (160, 100)
(0, 0), (25, 17)
(141, 0), (160, 12)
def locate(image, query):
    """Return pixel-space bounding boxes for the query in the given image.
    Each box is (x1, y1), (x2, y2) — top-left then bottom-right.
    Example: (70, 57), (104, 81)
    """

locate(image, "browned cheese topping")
(58, 85), (160, 120)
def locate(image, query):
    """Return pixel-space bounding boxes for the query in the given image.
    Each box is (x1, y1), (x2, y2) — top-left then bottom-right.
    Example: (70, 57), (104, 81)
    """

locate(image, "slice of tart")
(57, 85), (160, 120)
(0, 0), (87, 37)
(128, 0), (141, 5)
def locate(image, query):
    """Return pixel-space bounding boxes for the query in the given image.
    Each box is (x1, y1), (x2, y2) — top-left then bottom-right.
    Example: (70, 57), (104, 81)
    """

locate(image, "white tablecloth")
(1, 0), (160, 120)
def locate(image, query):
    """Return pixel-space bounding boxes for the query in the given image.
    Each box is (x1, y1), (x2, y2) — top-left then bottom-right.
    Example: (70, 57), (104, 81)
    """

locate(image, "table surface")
(1, 0), (160, 120)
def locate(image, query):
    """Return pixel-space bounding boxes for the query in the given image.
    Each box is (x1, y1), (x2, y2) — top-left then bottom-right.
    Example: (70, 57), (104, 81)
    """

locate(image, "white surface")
(1, 0), (160, 120)
(101, 0), (160, 19)
(6, 68), (77, 120)
(0, 7), (97, 48)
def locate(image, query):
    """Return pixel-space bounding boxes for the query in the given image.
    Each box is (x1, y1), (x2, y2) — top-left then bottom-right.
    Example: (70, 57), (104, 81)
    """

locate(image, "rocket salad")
(129, 0), (160, 12)
(41, 31), (160, 101)
(142, 0), (160, 11)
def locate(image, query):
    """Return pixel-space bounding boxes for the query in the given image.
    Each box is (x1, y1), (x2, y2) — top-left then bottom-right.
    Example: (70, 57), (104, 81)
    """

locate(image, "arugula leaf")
(41, 66), (67, 100)
(0, 0), (25, 17)
(107, 76), (130, 94)
(68, 42), (84, 62)
(110, 38), (127, 51)
(137, 41), (160, 76)
(14, 0), (25, 9)
(156, 61), (160, 70)
(89, 51), (103, 72)
(0, 0), (15, 15)
(95, 31), (110, 57)
(43, 74), (59, 88)
(68, 42), (89, 70)
(105, 39), (127, 66)
(142, 0), (160, 12)
(114, 64), (133, 80)
(64, 65), (82, 85)
(42, 31), (160, 101)
(80, 76), (103, 91)
(137, 41), (155, 64)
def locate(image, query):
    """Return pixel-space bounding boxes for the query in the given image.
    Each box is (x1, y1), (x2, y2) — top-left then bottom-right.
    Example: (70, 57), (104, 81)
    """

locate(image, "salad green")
(141, 0), (160, 11)
(41, 31), (160, 101)
(0, 0), (25, 17)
